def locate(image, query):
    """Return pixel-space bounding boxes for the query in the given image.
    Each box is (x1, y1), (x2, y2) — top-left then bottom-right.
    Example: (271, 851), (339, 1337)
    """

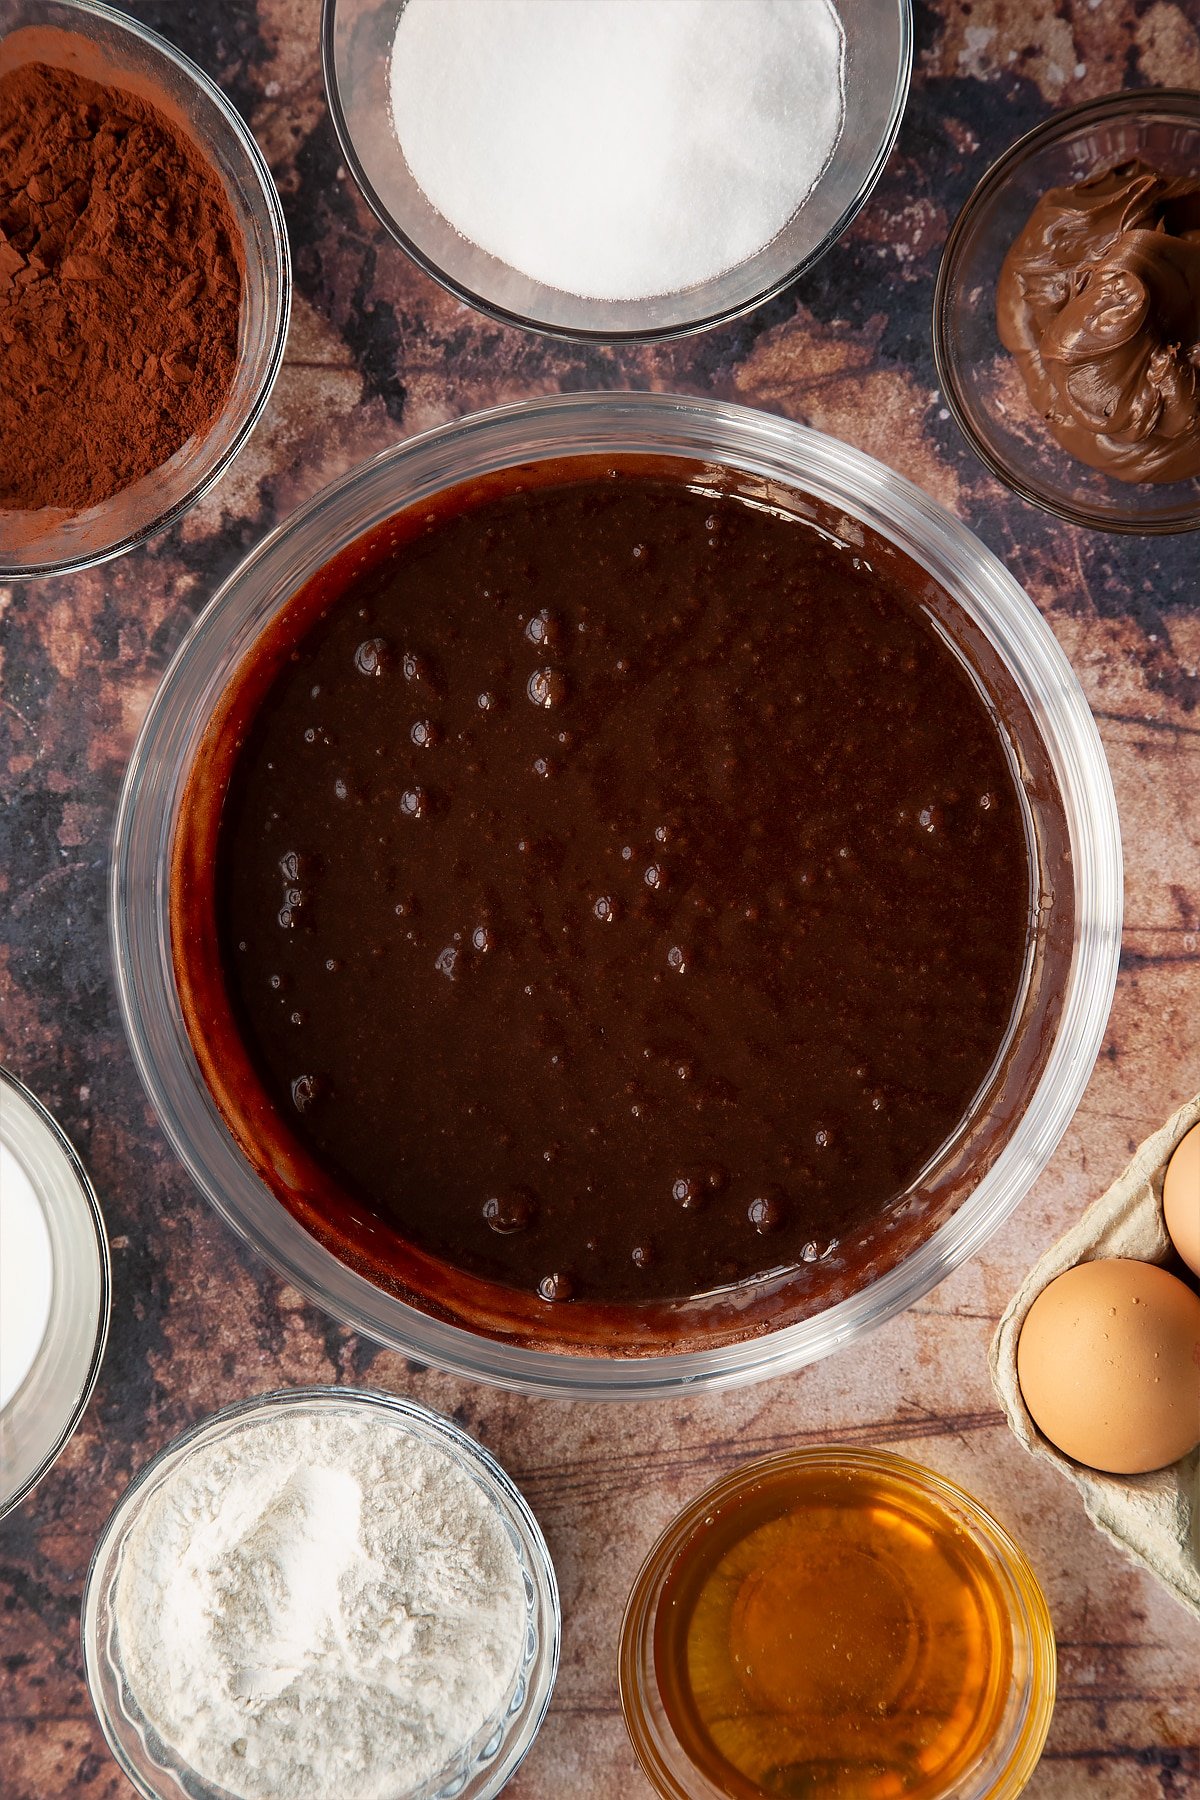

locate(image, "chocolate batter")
(997, 160), (1200, 484)
(185, 465), (1035, 1320)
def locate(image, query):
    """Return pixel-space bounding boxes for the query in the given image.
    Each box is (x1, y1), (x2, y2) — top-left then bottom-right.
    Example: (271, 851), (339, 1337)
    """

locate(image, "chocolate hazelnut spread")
(997, 160), (1200, 484)
(172, 458), (1072, 1354)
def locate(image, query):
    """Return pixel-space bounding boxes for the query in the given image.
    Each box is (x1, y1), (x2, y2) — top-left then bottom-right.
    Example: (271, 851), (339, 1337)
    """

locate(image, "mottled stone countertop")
(3, 0), (1200, 1794)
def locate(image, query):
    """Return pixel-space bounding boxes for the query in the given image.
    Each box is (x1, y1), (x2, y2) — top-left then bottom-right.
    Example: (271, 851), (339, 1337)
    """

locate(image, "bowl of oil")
(619, 1445), (1056, 1800)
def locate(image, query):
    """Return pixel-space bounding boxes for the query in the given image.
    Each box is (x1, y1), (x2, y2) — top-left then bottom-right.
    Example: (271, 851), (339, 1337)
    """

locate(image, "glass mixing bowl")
(0, 0), (290, 579)
(111, 393), (1122, 1399)
(322, 0), (912, 340)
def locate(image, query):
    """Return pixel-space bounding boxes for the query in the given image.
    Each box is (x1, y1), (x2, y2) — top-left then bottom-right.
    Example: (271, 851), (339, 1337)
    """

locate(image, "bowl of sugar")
(323, 0), (912, 340)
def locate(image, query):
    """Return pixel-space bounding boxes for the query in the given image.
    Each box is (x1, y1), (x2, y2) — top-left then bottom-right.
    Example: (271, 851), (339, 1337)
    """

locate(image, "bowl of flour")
(81, 1388), (558, 1800)
(322, 0), (913, 339)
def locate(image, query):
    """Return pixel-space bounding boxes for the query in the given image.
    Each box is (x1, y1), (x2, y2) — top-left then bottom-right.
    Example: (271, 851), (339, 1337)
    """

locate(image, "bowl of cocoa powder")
(0, 0), (290, 578)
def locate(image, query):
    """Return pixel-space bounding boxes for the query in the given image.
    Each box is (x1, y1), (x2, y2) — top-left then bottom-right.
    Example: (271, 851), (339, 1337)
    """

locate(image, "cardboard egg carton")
(990, 1090), (1200, 1620)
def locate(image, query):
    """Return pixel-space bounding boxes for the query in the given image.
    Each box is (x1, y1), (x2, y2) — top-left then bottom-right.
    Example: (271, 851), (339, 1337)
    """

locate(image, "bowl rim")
(110, 391), (1123, 1399)
(0, 1064), (112, 1520)
(80, 1383), (561, 1800)
(0, 0), (292, 581)
(617, 1442), (1058, 1800)
(319, 0), (914, 343)
(932, 86), (1200, 536)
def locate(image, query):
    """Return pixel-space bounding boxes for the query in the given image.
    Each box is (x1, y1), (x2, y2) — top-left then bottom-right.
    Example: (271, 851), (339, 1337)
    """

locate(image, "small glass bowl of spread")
(0, 0), (290, 579)
(934, 90), (1200, 535)
(322, 0), (911, 340)
(619, 1445), (1057, 1800)
(82, 1386), (560, 1800)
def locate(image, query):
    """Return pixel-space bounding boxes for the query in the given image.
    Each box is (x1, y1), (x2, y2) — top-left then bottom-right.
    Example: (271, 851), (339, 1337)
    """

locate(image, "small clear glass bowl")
(934, 90), (1200, 535)
(0, 0), (291, 579)
(81, 1386), (561, 1800)
(619, 1445), (1057, 1800)
(110, 392), (1123, 1399)
(322, 0), (912, 341)
(0, 1065), (111, 1519)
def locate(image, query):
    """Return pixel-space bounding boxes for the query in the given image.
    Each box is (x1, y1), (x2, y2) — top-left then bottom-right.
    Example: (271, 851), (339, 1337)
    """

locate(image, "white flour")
(114, 1408), (527, 1800)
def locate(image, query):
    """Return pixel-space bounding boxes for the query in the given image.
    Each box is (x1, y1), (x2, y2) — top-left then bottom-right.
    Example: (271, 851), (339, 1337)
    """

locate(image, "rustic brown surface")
(3, 1), (1200, 1795)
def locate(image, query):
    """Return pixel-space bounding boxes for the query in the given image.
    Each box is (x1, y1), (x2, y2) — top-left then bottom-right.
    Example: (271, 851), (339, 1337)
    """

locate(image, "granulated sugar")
(389, 0), (845, 301)
(113, 1407), (527, 1800)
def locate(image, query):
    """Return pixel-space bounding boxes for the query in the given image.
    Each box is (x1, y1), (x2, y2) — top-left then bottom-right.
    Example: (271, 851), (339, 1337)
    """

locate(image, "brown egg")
(1163, 1121), (1200, 1281)
(1016, 1258), (1200, 1475)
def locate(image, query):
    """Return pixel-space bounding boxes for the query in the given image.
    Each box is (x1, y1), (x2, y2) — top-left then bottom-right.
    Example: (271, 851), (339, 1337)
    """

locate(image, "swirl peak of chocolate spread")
(996, 159), (1200, 484)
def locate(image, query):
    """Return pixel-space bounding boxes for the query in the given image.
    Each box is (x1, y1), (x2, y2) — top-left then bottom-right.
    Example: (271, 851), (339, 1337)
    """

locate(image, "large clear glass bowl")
(0, 0), (290, 579)
(322, 0), (911, 340)
(110, 393), (1122, 1398)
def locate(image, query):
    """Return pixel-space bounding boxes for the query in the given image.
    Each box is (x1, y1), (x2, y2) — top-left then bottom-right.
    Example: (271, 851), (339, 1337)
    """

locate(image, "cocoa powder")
(0, 60), (244, 514)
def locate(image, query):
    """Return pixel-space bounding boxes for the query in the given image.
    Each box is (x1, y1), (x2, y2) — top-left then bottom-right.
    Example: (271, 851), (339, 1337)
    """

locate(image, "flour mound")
(114, 1406), (527, 1800)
